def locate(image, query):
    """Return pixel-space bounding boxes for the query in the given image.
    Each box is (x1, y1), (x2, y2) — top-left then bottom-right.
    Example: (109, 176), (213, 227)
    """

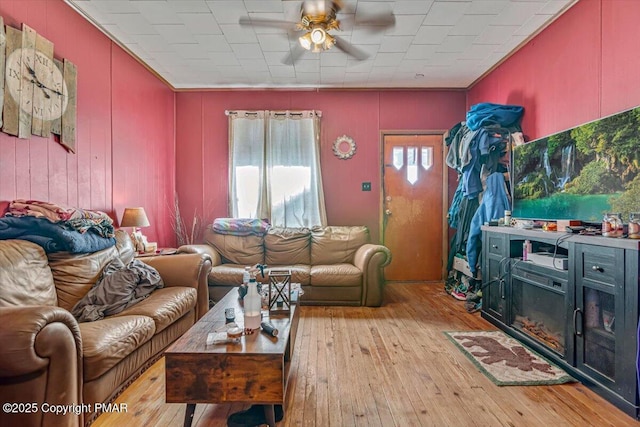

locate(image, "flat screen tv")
(512, 105), (640, 222)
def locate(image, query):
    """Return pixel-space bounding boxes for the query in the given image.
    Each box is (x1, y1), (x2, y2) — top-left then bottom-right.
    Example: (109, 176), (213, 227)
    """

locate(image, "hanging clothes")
(466, 103), (524, 131)
(466, 172), (511, 276)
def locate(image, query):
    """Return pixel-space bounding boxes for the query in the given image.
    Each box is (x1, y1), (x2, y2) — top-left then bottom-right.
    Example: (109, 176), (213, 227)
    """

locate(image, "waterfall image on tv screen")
(512, 105), (640, 222)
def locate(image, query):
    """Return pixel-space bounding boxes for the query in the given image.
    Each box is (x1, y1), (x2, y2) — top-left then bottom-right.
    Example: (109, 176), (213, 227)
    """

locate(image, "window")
(228, 110), (327, 228)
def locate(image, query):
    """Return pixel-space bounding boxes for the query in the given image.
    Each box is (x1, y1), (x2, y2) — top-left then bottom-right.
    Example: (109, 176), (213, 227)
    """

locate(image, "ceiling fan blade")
(340, 12), (396, 32)
(333, 35), (368, 61)
(239, 16), (298, 30)
(282, 45), (307, 66)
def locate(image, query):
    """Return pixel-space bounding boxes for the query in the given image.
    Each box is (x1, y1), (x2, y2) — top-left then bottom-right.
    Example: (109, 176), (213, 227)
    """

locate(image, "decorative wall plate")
(333, 135), (356, 159)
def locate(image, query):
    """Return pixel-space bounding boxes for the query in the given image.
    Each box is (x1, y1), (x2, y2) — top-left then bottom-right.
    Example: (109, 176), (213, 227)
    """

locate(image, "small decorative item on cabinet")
(602, 212), (623, 237)
(268, 269), (292, 314)
(629, 213), (640, 239)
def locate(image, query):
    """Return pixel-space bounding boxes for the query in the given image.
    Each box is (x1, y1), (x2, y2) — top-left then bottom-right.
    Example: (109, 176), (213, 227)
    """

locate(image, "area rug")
(444, 330), (575, 386)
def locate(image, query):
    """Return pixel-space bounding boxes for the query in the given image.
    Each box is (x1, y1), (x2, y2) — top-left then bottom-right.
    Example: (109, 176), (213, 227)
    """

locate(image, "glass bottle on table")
(244, 278), (261, 330)
(602, 213), (623, 237)
(629, 213), (640, 239)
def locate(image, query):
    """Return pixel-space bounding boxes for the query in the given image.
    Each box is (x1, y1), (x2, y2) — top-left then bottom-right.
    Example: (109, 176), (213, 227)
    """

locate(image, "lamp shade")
(121, 207), (150, 228)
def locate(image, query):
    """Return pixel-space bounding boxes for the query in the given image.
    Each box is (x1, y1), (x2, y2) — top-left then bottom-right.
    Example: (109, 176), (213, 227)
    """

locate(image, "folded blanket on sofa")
(71, 257), (164, 322)
(212, 218), (271, 236)
(5, 199), (115, 237)
(0, 216), (116, 253)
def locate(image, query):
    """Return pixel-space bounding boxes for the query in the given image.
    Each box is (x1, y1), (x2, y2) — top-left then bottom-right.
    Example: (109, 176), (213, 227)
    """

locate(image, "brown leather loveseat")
(179, 225), (391, 307)
(0, 231), (212, 427)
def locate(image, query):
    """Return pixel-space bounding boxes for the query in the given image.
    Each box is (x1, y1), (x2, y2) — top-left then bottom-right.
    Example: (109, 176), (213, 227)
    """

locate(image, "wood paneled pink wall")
(468, 0), (640, 141)
(175, 90), (467, 243)
(0, 0), (176, 245)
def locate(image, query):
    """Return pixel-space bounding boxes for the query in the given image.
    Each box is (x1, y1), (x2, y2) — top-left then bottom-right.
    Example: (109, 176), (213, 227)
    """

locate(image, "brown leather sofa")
(179, 225), (391, 307)
(0, 231), (211, 427)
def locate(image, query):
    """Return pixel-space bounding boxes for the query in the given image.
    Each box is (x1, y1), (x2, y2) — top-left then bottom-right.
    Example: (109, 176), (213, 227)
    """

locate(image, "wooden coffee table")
(165, 289), (299, 427)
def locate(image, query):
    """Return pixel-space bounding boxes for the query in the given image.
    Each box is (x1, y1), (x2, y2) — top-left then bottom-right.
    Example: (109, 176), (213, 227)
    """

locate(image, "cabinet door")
(574, 244), (630, 399)
(481, 232), (508, 323)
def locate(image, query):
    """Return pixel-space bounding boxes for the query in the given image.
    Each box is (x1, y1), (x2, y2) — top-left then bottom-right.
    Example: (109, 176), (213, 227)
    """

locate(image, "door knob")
(385, 209), (392, 216)
(386, 196), (392, 202)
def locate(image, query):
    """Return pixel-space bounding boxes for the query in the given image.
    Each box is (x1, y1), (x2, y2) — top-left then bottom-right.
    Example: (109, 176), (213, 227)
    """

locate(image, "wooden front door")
(383, 134), (445, 282)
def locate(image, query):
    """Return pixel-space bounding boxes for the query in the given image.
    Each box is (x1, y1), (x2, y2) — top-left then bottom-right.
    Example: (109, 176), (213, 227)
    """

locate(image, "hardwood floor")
(93, 283), (640, 427)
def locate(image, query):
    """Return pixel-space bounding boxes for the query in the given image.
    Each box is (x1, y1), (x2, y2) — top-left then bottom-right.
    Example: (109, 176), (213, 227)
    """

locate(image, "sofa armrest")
(353, 244), (392, 307)
(141, 253), (212, 321)
(178, 244), (222, 266)
(0, 306), (83, 427)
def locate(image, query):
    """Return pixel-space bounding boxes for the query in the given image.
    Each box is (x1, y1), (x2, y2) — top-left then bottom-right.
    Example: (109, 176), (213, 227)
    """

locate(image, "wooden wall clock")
(0, 21), (77, 152)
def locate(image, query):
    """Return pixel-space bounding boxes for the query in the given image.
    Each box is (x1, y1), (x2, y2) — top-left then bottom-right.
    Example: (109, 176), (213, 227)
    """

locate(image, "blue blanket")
(0, 216), (116, 253)
(466, 103), (524, 131)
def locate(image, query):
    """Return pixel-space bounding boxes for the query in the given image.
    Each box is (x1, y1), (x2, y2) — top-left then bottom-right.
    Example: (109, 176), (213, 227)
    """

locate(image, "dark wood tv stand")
(480, 225), (639, 419)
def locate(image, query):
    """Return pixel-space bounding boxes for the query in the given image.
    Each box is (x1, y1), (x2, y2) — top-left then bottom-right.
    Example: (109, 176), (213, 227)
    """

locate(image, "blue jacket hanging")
(466, 172), (511, 275)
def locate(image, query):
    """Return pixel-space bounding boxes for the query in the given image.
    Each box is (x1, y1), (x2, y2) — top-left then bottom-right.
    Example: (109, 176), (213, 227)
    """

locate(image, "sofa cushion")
(48, 246), (119, 311)
(268, 265), (311, 286)
(113, 287), (197, 333)
(265, 227), (311, 265)
(79, 315), (156, 381)
(311, 226), (370, 265)
(0, 240), (57, 307)
(310, 264), (362, 287)
(204, 227), (264, 265)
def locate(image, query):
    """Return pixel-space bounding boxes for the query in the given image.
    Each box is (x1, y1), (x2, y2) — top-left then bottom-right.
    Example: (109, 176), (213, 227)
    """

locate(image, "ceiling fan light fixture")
(299, 32), (313, 50)
(310, 27), (326, 44)
(323, 33), (336, 50)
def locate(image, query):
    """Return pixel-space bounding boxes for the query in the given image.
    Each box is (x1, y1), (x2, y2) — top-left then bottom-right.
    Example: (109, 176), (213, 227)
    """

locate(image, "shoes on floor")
(466, 290), (482, 303)
(465, 299), (482, 313)
(227, 404), (284, 427)
(451, 289), (468, 301)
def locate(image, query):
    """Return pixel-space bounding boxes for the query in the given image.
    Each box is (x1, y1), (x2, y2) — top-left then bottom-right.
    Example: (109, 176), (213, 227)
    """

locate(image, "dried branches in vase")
(170, 194), (200, 246)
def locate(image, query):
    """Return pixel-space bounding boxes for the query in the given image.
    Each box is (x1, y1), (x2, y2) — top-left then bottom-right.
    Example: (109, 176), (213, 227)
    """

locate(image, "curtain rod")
(225, 110), (322, 117)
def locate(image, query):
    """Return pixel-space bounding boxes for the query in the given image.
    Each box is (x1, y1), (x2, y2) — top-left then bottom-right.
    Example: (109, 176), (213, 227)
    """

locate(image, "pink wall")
(175, 90), (466, 243)
(468, 0), (640, 141)
(0, 0), (176, 245)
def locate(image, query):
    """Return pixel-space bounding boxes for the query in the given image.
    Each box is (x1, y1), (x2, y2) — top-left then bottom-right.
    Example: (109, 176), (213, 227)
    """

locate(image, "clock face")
(5, 48), (68, 121)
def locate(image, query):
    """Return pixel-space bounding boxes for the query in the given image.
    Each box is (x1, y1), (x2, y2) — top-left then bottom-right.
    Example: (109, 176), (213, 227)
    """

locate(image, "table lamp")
(121, 207), (150, 252)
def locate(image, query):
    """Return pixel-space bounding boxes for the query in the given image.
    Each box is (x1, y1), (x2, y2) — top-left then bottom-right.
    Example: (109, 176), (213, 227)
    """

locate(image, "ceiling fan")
(239, 0), (395, 65)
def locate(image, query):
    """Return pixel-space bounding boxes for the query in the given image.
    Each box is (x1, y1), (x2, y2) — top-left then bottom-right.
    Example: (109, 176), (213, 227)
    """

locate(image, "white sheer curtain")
(228, 110), (327, 228)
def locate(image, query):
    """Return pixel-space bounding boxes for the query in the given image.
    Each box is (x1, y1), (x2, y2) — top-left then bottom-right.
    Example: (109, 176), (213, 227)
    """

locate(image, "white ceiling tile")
(185, 59), (219, 72)
(269, 66), (296, 78)
(393, 1), (435, 15)
(460, 43), (500, 60)
(351, 28), (385, 45)
(497, 1), (546, 22)
(134, 1), (178, 24)
(195, 35), (232, 52)
(258, 34), (292, 52)
(100, 24), (137, 43)
(155, 24), (198, 44)
(173, 44), (212, 60)
(428, 52), (458, 66)
(437, 35), (477, 53)
(90, 1), (139, 14)
(494, 34), (528, 54)
(245, 13), (294, 34)
(385, 15), (425, 36)
(179, 13), (222, 35)
(136, 34), (173, 52)
(206, 1), (249, 25)
(475, 25), (521, 44)
(423, 1), (472, 26)
(295, 59), (321, 73)
(321, 53), (349, 67)
(244, 1), (283, 13)
(345, 59), (374, 73)
(465, 0), (510, 15)
(220, 24), (259, 43)
(113, 13), (158, 34)
(263, 51), (290, 66)
(239, 58), (269, 71)
(374, 52), (405, 66)
(209, 52), (241, 66)
(405, 44), (438, 60)
(379, 36), (414, 53)
(413, 26), (452, 45)
(165, 1), (211, 14)
(450, 14), (498, 36)
(231, 43), (264, 59)
(355, 2), (394, 23)
(396, 60), (430, 72)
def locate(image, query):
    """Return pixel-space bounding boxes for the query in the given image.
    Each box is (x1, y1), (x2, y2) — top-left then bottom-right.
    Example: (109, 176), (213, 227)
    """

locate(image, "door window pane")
(407, 146), (418, 185)
(392, 147), (404, 170)
(421, 146), (433, 170)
